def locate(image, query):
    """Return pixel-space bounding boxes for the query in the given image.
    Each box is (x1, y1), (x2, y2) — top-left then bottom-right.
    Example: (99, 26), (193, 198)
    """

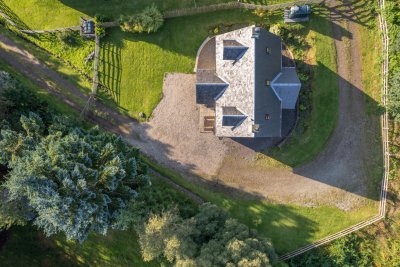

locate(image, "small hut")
(80, 17), (95, 38)
(284, 5), (311, 23)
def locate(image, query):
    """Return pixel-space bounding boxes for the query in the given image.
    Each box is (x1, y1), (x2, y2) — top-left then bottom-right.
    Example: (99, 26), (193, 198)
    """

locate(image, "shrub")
(56, 31), (76, 46)
(254, 7), (268, 17)
(94, 14), (110, 24)
(120, 4), (164, 34)
(95, 26), (106, 37)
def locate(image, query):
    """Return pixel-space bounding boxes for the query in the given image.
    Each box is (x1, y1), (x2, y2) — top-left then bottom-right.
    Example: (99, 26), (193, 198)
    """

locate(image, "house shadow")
(227, 60), (383, 202)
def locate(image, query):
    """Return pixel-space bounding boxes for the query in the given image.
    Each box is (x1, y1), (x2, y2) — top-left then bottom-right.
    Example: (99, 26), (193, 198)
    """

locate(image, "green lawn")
(0, 0), (382, 257)
(2, 0), (342, 162)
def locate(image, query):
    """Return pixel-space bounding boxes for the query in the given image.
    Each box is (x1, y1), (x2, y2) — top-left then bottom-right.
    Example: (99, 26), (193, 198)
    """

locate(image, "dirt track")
(0, 0), (382, 210)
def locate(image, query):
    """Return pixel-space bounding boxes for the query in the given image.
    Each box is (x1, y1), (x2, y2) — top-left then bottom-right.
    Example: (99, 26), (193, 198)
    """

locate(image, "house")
(195, 26), (301, 138)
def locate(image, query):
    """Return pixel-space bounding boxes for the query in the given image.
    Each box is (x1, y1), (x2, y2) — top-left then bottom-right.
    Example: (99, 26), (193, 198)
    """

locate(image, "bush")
(93, 14), (110, 24)
(56, 31), (76, 46)
(254, 7), (268, 17)
(95, 26), (106, 37)
(120, 4), (164, 34)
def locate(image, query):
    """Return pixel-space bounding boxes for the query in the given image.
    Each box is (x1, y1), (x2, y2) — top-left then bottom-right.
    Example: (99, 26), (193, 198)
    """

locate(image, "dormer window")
(266, 47), (271, 55)
(265, 114), (270, 120)
(265, 80), (270, 86)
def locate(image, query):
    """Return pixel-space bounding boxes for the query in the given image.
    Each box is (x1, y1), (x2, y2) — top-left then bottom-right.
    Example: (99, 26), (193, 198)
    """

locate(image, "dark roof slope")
(196, 84), (228, 107)
(253, 28), (282, 137)
(222, 116), (247, 127)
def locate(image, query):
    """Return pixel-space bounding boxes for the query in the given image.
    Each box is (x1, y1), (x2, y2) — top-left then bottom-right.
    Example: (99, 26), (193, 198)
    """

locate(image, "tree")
(0, 113), (149, 242)
(120, 4), (164, 34)
(0, 72), (50, 128)
(0, 189), (31, 229)
(388, 71), (400, 120)
(137, 204), (277, 266)
(289, 233), (375, 267)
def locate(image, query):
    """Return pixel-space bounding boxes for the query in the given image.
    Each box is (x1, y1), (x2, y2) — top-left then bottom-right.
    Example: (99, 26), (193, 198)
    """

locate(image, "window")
(266, 47), (271, 55)
(265, 80), (270, 86)
(265, 114), (271, 120)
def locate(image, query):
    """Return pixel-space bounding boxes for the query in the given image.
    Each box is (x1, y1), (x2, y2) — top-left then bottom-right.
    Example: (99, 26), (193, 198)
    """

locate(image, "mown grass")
(0, 1), (382, 257)
(143, 157), (378, 254)
(356, 0), (384, 202)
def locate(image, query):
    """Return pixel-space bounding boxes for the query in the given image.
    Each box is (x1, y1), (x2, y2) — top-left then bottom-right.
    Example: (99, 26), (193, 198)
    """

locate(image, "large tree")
(0, 113), (149, 242)
(137, 203), (277, 266)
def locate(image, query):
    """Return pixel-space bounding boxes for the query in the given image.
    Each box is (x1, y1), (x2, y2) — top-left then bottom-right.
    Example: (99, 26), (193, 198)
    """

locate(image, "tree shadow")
(0, 0), (31, 31)
(99, 36), (122, 105)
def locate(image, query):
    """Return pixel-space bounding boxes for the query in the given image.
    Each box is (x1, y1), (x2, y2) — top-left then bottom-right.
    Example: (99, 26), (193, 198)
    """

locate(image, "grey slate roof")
(274, 67), (301, 84)
(253, 28), (283, 137)
(272, 67), (301, 109)
(195, 26), (301, 138)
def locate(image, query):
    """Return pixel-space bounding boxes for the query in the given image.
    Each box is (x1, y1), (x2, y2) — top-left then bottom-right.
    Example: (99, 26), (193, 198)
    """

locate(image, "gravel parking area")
(126, 73), (229, 176)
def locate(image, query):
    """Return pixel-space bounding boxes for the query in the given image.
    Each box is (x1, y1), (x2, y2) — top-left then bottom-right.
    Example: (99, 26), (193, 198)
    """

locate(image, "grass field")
(0, 226), (158, 267)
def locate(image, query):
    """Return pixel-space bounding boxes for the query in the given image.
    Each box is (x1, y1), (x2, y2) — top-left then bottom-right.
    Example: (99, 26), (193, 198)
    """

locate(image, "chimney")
(252, 27), (260, 39)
